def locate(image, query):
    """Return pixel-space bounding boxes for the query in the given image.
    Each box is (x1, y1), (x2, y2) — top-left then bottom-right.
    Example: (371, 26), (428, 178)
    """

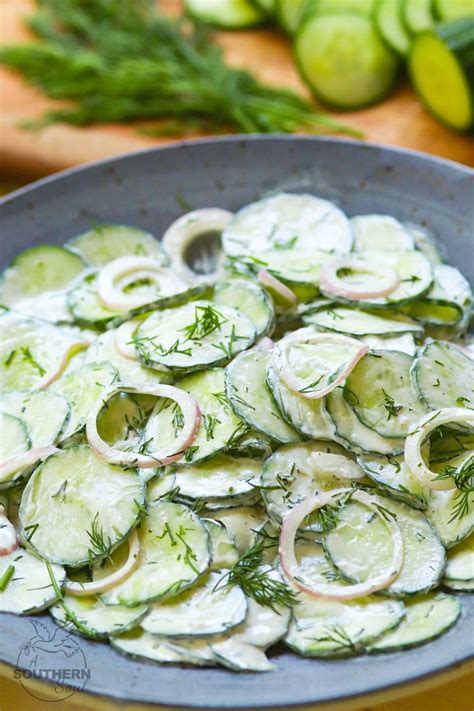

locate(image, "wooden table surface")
(1, 0), (473, 179)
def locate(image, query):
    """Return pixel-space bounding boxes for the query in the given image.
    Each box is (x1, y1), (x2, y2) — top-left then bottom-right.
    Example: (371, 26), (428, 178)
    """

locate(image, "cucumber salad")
(1, 192), (473, 671)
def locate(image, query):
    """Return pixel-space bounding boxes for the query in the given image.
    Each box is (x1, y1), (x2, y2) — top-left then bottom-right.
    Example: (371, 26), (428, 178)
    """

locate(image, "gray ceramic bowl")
(0, 136), (473, 710)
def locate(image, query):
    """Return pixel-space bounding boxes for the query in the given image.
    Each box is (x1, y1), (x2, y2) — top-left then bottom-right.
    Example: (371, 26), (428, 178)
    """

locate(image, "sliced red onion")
(64, 530), (140, 597)
(0, 446), (58, 485)
(0, 504), (18, 556)
(308, 452), (366, 482)
(405, 408), (474, 491)
(279, 488), (404, 600)
(86, 385), (201, 468)
(274, 329), (368, 399)
(37, 340), (89, 390)
(115, 320), (141, 361)
(258, 270), (297, 306)
(162, 208), (233, 284)
(97, 256), (167, 312)
(320, 257), (400, 300)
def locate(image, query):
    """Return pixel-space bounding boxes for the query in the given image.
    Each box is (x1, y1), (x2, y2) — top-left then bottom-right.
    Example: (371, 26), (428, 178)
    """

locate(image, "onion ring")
(37, 340), (90, 390)
(0, 446), (58, 485)
(405, 407), (474, 491)
(257, 270), (297, 306)
(64, 531), (140, 597)
(115, 320), (141, 361)
(86, 385), (201, 468)
(0, 504), (18, 556)
(279, 488), (404, 600)
(320, 257), (400, 300)
(274, 329), (368, 400)
(97, 256), (167, 312)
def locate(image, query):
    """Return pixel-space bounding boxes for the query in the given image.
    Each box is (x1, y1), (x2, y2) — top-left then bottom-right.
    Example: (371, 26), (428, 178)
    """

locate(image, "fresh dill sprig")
(312, 623), (357, 653)
(382, 388), (403, 420)
(0, 0), (359, 137)
(86, 512), (113, 563)
(45, 559), (91, 636)
(181, 305), (227, 342)
(5, 346), (46, 377)
(433, 456), (474, 523)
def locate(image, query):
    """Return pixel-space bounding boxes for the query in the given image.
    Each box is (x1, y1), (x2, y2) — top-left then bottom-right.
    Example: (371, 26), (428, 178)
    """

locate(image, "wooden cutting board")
(1, 0), (473, 179)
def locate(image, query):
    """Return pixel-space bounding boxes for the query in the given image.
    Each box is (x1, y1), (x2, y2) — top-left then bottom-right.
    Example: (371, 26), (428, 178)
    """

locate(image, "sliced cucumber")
(259, 249), (326, 302)
(142, 571), (247, 637)
(111, 628), (213, 666)
(434, 0), (473, 21)
(0, 548), (65, 614)
(213, 280), (275, 338)
(260, 441), (355, 529)
(276, 0), (307, 34)
(324, 495), (446, 597)
(375, 0), (411, 55)
(210, 505), (267, 554)
(204, 519), (240, 570)
(19, 445), (145, 566)
(185, 0), (265, 27)
(266, 359), (336, 440)
(412, 340), (474, 410)
(67, 225), (166, 267)
(406, 223), (443, 265)
(351, 214), (414, 251)
(405, 264), (472, 327)
(362, 333), (417, 357)
(99, 501), (210, 606)
(426, 488), (474, 549)
(326, 388), (403, 456)
(67, 272), (117, 325)
(0, 412), (30, 462)
(295, 11), (399, 109)
(222, 193), (352, 257)
(227, 430), (273, 460)
(173, 455), (261, 504)
(0, 245), (85, 322)
(50, 595), (148, 639)
(402, 0), (434, 34)
(51, 360), (119, 439)
(358, 452), (428, 509)
(304, 306), (422, 337)
(443, 534), (474, 589)
(369, 593), (460, 652)
(136, 300), (255, 373)
(0, 390), (69, 448)
(409, 18), (474, 131)
(226, 349), (300, 443)
(344, 350), (427, 438)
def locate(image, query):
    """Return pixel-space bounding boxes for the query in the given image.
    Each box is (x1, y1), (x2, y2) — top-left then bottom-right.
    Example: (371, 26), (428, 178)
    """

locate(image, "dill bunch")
(0, 0), (359, 136)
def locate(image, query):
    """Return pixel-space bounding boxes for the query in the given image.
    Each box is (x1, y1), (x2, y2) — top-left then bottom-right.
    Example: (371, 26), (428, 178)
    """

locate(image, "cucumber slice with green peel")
(142, 570), (247, 637)
(375, 0), (411, 55)
(362, 333), (417, 357)
(50, 595), (149, 639)
(369, 593), (460, 652)
(210, 506), (267, 554)
(276, 0), (307, 33)
(51, 361), (119, 440)
(95, 391), (154, 455)
(285, 587), (404, 657)
(260, 441), (357, 530)
(222, 194), (352, 258)
(184, 0), (265, 27)
(0, 312), (87, 393)
(0, 412), (30, 462)
(351, 215), (415, 251)
(266, 360), (336, 440)
(324, 495), (446, 597)
(409, 18), (474, 131)
(358, 452), (428, 509)
(227, 430), (273, 460)
(83, 330), (172, 389)
(326, 388), (403, 456)
(226, 349), (300, 443)
(344, 350), (428, 438)
(111, 628), (213, 666)
(304, 306), (422, 337)
(0, 549), (65, 614)
(314, 0), (377, 13)
(136, 300), (256, 373)
(444, 578), (474, 591)
(406, 223), (443, 265)
(67, 225), (167, 267)
(295, 12), (399, 109)
(412, 340), (474, 409)
(67, 272), (117, 325)
(19, 445), (145, 567)
(204, 519), (240, 570)
(172, 455), (262, 503)
(443, 534), (474, 588)
(404, 264), (472, 327)
(402, 0), (434, 34)
(260, 249), (328, 302)
(0, 245), (85, 315)
(425, 488), (474, 549)
(99, 501), (210, 606)
(213, 280), (275, 338)
(148, 369), (247, 464)
(0, 391), (69, 448)
(406, 300), (463, 328)
(434, 0), (473, 21)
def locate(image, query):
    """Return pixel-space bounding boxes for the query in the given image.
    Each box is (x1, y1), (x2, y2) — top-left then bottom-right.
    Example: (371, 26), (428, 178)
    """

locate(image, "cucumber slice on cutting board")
(409, 18), (474, 131)
(402, 0), (434, 34)
(0, 549), (65, 614)
(369, 593), (460, 652)
(375, 0), (411, 55)
(19, 445), (145, 566)
(434, 0), (474, 21)
(324, 495), (446, 597)
(67, 225), (167, 267)
(184, 0), (265, 27)
(99, 501), (210, 606)
(295, 11), (399, 109)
